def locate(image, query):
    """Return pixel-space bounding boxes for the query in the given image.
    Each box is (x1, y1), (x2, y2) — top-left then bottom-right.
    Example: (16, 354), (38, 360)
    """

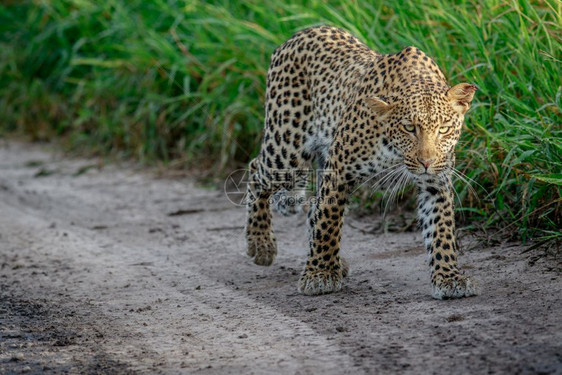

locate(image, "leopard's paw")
(298, 269), (343, 296)
(247, 234), (277, 266)
(432, 274), (479, 300)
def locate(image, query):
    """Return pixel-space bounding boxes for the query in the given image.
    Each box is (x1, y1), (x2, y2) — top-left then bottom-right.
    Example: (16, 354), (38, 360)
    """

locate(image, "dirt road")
(0, 141), (560, 374)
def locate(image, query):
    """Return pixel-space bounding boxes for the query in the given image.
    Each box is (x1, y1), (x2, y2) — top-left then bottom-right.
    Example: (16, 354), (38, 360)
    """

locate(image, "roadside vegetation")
(1, 0), (560, 242)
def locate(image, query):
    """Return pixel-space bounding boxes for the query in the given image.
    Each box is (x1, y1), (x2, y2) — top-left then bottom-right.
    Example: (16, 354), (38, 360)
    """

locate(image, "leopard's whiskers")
(444, 166), (485, 224)
(354, 162), (402, 194)
(449, 167), (487, 199)
(381, 165), (411, 219)
(369, 163), (404, 193)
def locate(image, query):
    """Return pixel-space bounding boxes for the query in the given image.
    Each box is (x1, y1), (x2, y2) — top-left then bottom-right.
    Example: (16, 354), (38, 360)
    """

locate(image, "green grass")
(1, 0), (560, 242)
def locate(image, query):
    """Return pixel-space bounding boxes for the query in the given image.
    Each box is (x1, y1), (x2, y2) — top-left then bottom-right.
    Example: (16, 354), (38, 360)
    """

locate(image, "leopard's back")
(259, 26), (378, 171)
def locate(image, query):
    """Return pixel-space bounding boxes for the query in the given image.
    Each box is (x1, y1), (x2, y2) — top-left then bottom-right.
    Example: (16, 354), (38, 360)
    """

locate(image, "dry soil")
(0, 141), (560, 374)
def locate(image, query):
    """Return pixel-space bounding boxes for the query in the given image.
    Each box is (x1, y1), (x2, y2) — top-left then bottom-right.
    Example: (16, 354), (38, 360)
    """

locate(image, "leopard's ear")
(365, 97), (394, 117)
(447, 83), (477, 115)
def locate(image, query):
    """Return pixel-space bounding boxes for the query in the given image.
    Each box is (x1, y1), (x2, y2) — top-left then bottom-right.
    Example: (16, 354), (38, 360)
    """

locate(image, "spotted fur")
(245, 26), (479, 299)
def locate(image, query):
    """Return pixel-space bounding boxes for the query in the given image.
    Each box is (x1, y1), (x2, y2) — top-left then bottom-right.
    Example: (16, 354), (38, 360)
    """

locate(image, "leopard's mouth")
(403, 156), (449, 177)
(407, 165), (448, 180)
(404, 163), (438, 176)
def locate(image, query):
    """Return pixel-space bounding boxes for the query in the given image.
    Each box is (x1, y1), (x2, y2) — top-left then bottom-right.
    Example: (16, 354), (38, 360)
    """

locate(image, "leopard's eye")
(439, 126), (453, 134)
(403, 123), (415, 133)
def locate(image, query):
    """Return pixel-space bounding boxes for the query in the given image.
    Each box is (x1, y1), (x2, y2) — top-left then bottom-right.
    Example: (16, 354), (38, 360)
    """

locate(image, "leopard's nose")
(417, 157), (435, 169)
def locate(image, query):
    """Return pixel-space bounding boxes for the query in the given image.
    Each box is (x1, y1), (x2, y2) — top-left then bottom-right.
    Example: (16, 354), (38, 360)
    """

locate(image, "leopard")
(245, 25), (479, 300)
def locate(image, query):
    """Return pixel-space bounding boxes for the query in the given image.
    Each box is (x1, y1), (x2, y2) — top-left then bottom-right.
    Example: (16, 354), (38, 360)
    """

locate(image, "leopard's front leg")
(298, 172), (349, 295)
(417, 179), (479, 299)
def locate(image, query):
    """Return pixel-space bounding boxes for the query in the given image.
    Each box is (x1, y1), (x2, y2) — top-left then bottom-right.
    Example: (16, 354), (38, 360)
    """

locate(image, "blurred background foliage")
(0, 0), (560, 242)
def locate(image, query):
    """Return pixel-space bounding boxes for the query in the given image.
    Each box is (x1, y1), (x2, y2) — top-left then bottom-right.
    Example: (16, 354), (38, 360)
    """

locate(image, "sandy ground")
(0, 141), (560, 375)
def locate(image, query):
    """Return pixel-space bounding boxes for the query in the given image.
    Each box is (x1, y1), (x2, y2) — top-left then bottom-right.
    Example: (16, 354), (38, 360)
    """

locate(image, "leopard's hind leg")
(245, 32), (315, 266)
(245, 158), (278, 266)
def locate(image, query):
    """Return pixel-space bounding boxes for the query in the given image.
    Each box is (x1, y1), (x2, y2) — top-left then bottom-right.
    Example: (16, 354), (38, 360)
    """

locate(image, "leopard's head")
(367, 83), (477, 178)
